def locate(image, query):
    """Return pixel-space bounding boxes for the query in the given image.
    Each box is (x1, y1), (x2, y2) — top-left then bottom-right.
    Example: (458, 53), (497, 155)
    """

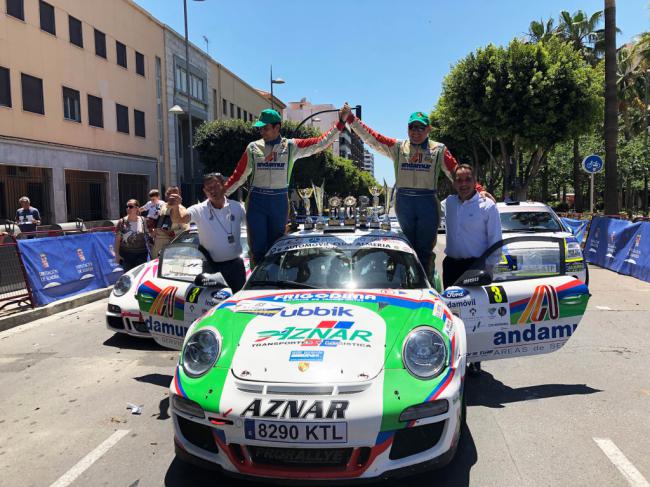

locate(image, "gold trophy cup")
(297, 187), (314, 230)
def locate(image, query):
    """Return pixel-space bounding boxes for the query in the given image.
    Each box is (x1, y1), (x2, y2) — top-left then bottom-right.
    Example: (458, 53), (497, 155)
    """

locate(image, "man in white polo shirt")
(443, 164), (502, 289)
(168, 173), (246, 293)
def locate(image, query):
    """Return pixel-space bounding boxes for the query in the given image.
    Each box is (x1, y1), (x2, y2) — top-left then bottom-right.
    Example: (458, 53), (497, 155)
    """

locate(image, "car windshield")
(246, 246), (427, 290)
(500, 211), (562, 233)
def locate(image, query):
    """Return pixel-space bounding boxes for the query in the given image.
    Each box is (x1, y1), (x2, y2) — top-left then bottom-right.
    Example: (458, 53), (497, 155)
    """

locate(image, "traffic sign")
(582, 154), (604, 174)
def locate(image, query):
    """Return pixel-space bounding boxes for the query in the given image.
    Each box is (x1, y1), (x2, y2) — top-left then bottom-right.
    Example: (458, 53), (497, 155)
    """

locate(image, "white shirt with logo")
(187, 199), (245, 262)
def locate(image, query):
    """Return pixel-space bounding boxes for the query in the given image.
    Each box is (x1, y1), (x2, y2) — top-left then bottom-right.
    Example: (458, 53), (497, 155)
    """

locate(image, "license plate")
(244, 419), (347, 444)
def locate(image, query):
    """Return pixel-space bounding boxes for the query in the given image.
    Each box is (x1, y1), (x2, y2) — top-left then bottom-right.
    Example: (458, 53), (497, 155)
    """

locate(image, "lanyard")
(209, 203), (234, 240)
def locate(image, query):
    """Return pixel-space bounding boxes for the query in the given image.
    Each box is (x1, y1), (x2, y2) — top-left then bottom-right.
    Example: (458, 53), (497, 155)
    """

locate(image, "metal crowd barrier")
(0, 234), (35, 311)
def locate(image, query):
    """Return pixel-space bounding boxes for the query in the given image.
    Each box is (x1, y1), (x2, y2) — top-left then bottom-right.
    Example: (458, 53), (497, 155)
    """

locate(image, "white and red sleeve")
(291, 122), (344, 160)
(346, 114), (399, 161)
(224, 147), (252, 196)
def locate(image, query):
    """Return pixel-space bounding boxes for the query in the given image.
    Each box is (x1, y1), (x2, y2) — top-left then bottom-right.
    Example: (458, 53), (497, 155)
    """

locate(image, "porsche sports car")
(160, 226), (590, 481)
(497, 201), (588, 284)
(106, 227), (250, 339)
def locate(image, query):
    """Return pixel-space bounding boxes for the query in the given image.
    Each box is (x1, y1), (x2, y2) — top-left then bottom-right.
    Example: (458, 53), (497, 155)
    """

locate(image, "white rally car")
(106, 228), (250, 339)
(497, 201), (588, 284)
(154, 225), (590, 481)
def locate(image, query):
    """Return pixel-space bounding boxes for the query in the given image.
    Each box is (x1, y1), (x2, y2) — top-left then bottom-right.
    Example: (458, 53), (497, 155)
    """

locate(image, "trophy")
(312, 181), (325, 230)
(328, 196), (341, 226)
(381, 180), (395, 231)
(358, 195), (370, 228)
(343, 196), (357, 226)
(368, 185), (383, 228)
(288, 201), (299, 231)
(297, 187), (314, 230)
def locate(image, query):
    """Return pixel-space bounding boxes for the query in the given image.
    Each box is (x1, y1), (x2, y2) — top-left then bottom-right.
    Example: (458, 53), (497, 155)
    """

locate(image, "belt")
(396, 188), (437, 196)
(250, 187), (288, 195)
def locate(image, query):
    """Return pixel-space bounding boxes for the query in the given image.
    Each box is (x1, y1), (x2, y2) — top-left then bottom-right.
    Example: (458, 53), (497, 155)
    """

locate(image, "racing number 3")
(486, 285), (508, 304)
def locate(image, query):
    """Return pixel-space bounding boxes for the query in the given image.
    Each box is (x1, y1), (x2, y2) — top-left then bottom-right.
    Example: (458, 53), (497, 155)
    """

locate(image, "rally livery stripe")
(174, 366), (187, 398)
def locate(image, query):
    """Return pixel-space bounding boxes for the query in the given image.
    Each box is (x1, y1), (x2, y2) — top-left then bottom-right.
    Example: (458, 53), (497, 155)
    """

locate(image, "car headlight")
(182, 329), (221, 377)
(113, 274), (132, 297)
(566, 241), (583, 261)
(402, 327), (447, 379)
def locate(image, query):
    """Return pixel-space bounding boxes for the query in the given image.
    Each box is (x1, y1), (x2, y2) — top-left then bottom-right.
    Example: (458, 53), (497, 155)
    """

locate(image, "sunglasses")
(408, 125), (428, 132)
(126, 205), (136, 209)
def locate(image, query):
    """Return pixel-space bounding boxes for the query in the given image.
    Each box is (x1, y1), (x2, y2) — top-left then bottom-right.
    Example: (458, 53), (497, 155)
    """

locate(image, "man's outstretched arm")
(224, 148), (253, 197)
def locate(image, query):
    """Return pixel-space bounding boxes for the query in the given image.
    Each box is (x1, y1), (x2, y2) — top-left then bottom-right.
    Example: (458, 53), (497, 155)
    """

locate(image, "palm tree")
(527, 18), (556, 43)
(604, 0), (619, 215)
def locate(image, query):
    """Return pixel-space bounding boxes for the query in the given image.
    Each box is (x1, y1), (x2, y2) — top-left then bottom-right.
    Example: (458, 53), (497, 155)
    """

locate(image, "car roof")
(496, 201), (554, 213)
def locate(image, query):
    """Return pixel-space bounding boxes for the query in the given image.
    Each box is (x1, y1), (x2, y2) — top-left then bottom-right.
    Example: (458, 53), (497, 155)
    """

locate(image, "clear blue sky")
(134, 0), (649, 185)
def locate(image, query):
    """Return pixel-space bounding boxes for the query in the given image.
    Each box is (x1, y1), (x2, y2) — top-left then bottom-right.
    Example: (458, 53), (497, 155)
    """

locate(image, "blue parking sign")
(582, 154), (603, 174)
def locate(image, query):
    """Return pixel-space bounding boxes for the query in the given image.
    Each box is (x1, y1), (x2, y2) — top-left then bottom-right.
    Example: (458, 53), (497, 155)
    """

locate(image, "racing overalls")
(224, 123), (344, 264)
(345, 113), (464, 273)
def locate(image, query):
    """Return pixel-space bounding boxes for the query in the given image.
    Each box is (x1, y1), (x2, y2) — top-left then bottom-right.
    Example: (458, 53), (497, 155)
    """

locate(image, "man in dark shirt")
(15, 196), (41, 233)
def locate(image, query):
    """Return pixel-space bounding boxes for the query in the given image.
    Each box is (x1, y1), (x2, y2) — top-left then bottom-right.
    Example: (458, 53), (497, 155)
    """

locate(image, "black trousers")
(214, 257), (246, 294)
(443, 256), (477, 289)
(120, 250), (148, 272)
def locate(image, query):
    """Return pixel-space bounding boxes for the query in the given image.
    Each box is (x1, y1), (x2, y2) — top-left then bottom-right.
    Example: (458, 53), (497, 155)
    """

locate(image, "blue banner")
(90, 232), (124, 286)
(561, 217), (589, 245)
(18, 233), (122, 306)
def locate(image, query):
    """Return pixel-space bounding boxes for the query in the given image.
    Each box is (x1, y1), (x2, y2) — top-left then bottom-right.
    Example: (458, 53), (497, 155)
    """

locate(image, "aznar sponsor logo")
(493, 323), (578, 345)
(255, 320), (371, 345)
(442, 289), (470, 299)
(145, 315), (187, 337)
(279, 306), (353, 318)
(272, 293), (377, 302)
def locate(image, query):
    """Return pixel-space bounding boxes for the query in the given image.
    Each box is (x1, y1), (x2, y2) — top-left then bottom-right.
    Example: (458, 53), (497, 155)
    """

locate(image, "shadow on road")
(134, 373), (174, 388)
(163, 421), (477, 487)
(103, 333), (168, 351)
(466, 370), (602, 409)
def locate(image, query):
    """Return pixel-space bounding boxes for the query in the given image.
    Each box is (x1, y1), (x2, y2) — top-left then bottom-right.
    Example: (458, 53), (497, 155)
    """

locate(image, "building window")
(94, 29), (106, 58)
(243, 110), (247, 121)
(174, 65), (187, 93)
(237, 106), (241, 119)
(116, 103), (129, 134)
(39, 1), (56, 35)
(21, 73), (44, 115)
(190, 74), (203, 100)
(229, 102), (234, 118)
(6, 0), (24, 20)
(88, 94), (103, 127)
(134, 109), (145, 137)
(135, 51), (145, 77)
(249, 113), (253, 122)
(62, 86), (80, 122)
(116, 41), (127, 68)
(0, 67), (11, 107)
(68, 15), (83, 48)
(222, 98), (227, 115)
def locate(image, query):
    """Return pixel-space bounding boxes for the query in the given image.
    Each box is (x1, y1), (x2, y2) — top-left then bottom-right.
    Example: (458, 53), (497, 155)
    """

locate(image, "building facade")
(363, 149), (375, 177)
(0, 0), (165, 222)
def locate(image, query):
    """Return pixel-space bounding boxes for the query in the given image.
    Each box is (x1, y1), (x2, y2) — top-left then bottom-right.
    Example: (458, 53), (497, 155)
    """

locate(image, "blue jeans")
(395, 188), (439, 273)
(247, 187), (288, 264)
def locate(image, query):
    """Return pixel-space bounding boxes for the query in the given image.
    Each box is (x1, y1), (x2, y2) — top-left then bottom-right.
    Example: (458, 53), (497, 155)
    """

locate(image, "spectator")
(15, 196), (41, 233)
(151, 186), (189, 258)
(140, 189), (163, 233)
(115, 199), (149, 271)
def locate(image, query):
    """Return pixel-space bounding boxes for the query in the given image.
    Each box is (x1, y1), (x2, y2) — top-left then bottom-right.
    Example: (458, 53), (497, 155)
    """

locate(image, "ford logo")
(442, 288), (470, 299)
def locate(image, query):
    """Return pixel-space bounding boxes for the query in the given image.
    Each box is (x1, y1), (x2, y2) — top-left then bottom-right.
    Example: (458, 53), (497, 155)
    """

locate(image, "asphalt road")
(1, 259), (649, 486)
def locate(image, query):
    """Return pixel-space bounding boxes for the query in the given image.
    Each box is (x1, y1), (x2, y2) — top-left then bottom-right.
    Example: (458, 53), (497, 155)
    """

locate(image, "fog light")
(399, 399), (449, 422)
(107, 304), (121, 314)
(172, 394), (205, 419)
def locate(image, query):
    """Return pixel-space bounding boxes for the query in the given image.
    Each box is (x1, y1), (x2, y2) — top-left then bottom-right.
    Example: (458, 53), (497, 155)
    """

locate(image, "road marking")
(596, 306), (612, 310)
(593, 438), (649, 487)
(49, 430), (130, 487)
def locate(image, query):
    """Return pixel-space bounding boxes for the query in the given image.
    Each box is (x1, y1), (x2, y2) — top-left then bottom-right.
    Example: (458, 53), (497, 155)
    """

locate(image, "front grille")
(389, 421), (445, 460)
(248, 445), (352, 467)
(131, 320), (148, 333)
(177, 416), (219, 454)
(106, 315), (125, 330)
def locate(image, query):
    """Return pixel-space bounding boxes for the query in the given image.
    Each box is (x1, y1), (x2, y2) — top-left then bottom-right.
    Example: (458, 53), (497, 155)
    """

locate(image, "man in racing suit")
(339, 104), (488, 276)
(224, 108), (345, 264)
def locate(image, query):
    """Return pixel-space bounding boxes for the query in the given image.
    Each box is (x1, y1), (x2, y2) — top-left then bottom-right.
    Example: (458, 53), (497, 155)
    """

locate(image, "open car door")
(441, 236), (590, 363)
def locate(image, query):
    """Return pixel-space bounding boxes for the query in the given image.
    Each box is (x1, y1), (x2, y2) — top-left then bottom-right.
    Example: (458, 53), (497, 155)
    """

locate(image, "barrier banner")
(617, 223), (650, 283)
(561, 217), (589, 244)
(90, 232), (124, 286)
(17, 233), (121, 306)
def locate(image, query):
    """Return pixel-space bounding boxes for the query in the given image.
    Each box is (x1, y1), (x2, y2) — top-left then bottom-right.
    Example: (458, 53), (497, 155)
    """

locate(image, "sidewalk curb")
(0, 287), (112, 333)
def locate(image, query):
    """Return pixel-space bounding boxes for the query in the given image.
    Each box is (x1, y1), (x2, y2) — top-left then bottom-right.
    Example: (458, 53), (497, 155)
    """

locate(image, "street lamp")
(643, 68), (650, 215)
(169, 105), (184, 189)
(182, 0), (205, 204)
(295, 105), (361, 132)
(270, 65), (285, 111)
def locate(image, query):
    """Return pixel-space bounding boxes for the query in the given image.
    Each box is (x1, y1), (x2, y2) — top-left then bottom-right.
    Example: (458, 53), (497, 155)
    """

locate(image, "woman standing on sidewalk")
(115, 199), (149, 271)
(150, 186), (189, 258)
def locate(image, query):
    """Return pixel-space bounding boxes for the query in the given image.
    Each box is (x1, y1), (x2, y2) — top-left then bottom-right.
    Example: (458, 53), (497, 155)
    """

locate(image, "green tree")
(527, 18), (557, 44)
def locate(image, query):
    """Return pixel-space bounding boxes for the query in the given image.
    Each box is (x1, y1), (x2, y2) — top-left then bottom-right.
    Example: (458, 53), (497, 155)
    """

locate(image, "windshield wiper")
(502, 229), (536, 233)
(246, 280), (318, 289)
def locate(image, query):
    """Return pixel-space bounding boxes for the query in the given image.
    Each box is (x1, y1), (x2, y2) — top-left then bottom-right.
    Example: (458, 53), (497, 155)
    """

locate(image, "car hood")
(210, 288), (441, 384)
(501, 230), (573, 239)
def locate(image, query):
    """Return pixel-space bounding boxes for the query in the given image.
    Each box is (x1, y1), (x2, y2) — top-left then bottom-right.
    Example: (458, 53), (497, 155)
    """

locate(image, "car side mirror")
(455, 268), (492, 287)
(194, 272), (228, 288)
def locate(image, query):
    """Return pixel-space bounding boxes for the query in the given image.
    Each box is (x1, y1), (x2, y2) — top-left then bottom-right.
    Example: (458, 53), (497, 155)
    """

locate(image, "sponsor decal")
(272, 292), (377, 302)
(149, 286), (184, 320)
(233, 301), (284, 316)
(441, 288), (469, 299)
(279, 306), (353, 318)
(485, 285), (508, 304)
(289, 350), (324, 362)
(241, 399), (349, 420)
(516, 285), (559, 324)
(145, 315), (188, 337)
(499, 306), (507, 317)
(254, 321), (370, 347)
(186, 286), (201, 304)
(446, 298), (477, 310)
(606, 232), (616, 258)
(624, 234), (642, 264)
(493, 323), (578, 345)
(298, 362), (310, 372)
(210, 289), (232, 301)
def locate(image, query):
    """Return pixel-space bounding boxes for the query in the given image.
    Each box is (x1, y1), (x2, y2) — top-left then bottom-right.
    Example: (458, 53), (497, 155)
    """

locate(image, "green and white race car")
(137, 227), (589, 481)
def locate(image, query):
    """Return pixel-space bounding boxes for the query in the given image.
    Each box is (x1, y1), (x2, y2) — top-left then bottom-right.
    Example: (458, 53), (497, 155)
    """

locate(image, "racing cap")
(253, 109), (282, 127)
(407, 111), (430, 126)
